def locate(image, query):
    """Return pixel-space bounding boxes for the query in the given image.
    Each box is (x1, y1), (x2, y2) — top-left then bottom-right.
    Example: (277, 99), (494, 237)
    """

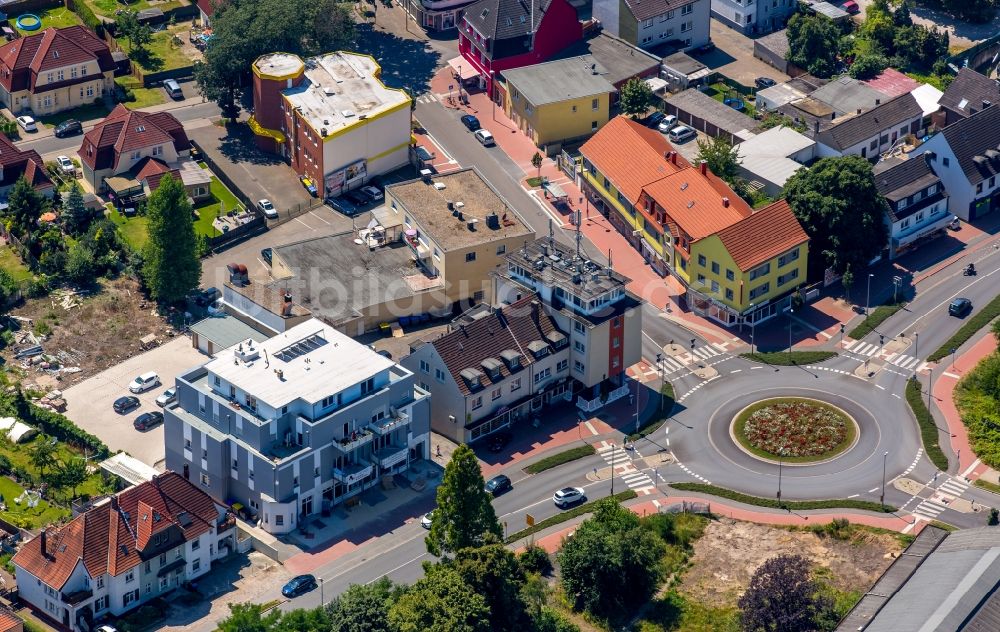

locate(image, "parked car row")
(647, 111), (696, 143)
(327, 184), (385, 217)
(112, 372), (174, 431)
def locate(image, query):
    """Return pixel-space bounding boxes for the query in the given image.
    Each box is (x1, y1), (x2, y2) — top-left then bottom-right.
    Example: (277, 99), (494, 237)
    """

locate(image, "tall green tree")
(695, 135), (741, 188)
(216, 603), (283, 632)
(326, 578), (398, 632)
(783, 156), (889, 277)
(64, 243), (96, 284)
(63, 182), (91, 236)
(557, 499), (666, 620)
(618, 77), (654, 118)
(195, 0), (355, 119)
(388, 565), (491, 632)
(531, 152), (543, 179)
(786, 13), (841, 78)
(56, 459), (88, 498)
(272, 607), (331, 632)
(426, 444), (501, 556)
(738, 554), (835, 632)
(453, 543), (530, 631)
(116, 11), (153, 56)
(5, 176), (46, 238)
(29, 440), (57, 476)
(141, 174), (201, 303)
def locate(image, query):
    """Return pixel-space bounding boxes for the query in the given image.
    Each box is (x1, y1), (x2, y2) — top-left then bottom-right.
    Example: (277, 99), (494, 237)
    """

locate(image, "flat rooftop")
(263, 51), (409, 136)
(205, 318), (395, 409)
(501, 55), (616, 106)
(387, 168), (534, 251)
(273, 231), (442, 325)
(508, 237), (631, 299)
(555, 32), (661, 86)
(810, 75), (887, 115)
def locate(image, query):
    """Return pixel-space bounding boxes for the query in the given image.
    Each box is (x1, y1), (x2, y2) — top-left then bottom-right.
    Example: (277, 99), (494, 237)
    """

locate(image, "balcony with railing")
(333, 462), (374, 485)
(336, 429), (374, 452)
(576, 384), (629, 413)
(217, 512), (236, 534)
(369, 410), (410, 436)
(373, 444), (408, 470)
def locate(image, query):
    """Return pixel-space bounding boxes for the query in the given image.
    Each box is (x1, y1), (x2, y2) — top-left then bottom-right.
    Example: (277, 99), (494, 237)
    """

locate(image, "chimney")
(722, 197), (730, 208)
(814, 120), (820, 134)
(530, 299), (540, 323)
(671, 151), (678, 165)
(40, 529), (48, 559)
(985, 99), (993, 109)
(856, 108), (862, 115)
(282, 292), (293, 317)
(699, 160), (707, 175)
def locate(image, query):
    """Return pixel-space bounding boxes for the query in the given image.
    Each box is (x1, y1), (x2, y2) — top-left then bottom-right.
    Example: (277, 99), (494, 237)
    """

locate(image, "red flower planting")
(743, 401), (848, 457)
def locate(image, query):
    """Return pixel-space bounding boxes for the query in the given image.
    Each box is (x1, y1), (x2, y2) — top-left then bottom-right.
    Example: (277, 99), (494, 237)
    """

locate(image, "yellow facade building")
(502, 55), (615, 151)
(579, 116), (809, 326)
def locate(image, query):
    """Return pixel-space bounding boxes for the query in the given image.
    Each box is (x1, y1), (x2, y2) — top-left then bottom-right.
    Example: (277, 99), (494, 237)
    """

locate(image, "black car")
(949, 297), (972, 316)
(327, 196), (358, 216)
(488, 432), (512, 453)
(282, 574), (318, 598)
(647, 112), (666, 128)
(485, 474), (512, 496)
(461, 114), (481, 131)
(113, 395), (140, 414)
(261, 248), (272, 266)
(344, 190), (369, 208)
(195, 287), (220, 306)
(755, 77), (777, 89)
(54, 119), (82, 138)
(133, 411), (164, 431)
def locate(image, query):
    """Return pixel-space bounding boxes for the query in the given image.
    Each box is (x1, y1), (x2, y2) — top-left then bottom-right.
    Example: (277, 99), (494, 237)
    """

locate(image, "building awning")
(448, 56), (480, 81)
(543, 180), (568, 199)
(105, 176), (141, 195)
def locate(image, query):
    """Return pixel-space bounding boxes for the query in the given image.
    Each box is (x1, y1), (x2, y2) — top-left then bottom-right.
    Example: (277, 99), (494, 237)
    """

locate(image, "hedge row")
(6, 391), (109, 459)
(523, 444), (596, 474)
(668, 482), (897, 513)
(69, 0), (105, 36)
(848, 302), (906, 340)
(505, 490), (638, 543)
(904, 377), (950, 471)
(928, 293), (1000, 362)
(740, 351), (838, 366)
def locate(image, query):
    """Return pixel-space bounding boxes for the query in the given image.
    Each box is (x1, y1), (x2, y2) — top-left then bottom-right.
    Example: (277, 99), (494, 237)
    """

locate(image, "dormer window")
(527, 340), (550, 359)
(481, 358), (503, 381)
(460, 368), (484, 390)
(500, 349), (522, 371)
(545, 330), (567, 349)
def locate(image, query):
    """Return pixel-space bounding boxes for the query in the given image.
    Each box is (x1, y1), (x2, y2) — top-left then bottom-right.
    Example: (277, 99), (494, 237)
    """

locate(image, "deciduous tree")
(738, 554), (834, 632)
(5, 176), (46, 238)
(783, 156), (889, 277)
(142, 174), (201, 303)
(453, 543), (530, 631)
(326, 578), (398, 632)
(786, 13), (841, 78)
(426, 444), (501, 556)
(618, 77), (653, 118)
(388, 565), (491, 632)
(695, 135), (741, 188)
(216, 603), (282, 632)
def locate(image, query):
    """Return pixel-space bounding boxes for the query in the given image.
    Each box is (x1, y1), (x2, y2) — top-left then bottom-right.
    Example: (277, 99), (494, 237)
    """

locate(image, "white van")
(163, 79), (184, 100)
(128, 371), (161, 393)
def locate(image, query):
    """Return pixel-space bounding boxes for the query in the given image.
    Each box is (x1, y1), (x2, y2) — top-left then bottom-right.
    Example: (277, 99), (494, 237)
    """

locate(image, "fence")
(135, 65), (196, 88)
(660, 501), (711, 515)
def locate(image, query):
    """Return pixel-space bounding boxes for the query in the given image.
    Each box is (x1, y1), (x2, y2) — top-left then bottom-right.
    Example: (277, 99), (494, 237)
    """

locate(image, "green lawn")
(115, 76), (166, 109)
(703, 82), (758, 118)
(108, 206), (150, 251)
(0, 246), (32, 283)
(37, 102), (111, 129)
(523, 444), (596, 474)
(193, 175), (243, 238)
(0, 476), (69, 529)
(88, 0), (186, 18)
(13, 7), (81, 36)
(118, 29), (195, 73)
(740, 351), (838, 365)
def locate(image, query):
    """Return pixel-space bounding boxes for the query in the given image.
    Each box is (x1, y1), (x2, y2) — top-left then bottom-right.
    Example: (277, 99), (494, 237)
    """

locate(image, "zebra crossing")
(416, 92), (442, 104)
(842, 339), (928, 372)
(649, 343), (729, 376)
(596, 443), (656, 494)
(911, 476), (970, 522)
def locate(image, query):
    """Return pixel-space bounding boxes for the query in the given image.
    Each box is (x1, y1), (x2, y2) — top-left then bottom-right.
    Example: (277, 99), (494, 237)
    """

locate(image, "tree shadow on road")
(354, 23), (441, 95)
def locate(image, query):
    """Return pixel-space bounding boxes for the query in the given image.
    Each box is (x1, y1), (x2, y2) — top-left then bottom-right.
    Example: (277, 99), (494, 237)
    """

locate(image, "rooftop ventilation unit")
(342, 109), (356, 118)
(323, 88), (335, 96)
(434, 182), (446, 190)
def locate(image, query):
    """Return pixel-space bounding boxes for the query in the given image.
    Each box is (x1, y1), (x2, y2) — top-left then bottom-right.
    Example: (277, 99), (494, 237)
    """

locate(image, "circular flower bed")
(733, 398), (856, 463)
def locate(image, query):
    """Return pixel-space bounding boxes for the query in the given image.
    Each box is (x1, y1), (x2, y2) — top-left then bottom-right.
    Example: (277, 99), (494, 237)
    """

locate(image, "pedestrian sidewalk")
(932, 332), (998, 477)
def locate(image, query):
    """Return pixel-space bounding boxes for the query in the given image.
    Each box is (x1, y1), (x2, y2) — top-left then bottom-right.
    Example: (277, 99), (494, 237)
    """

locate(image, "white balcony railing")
(370, 411), (410, 436)
(576, 384), (630, 412)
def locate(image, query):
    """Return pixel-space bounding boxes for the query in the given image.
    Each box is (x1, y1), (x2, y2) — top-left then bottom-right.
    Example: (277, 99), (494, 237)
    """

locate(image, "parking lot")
(61, 336), (206, 468)
(692, 20), (790, 86)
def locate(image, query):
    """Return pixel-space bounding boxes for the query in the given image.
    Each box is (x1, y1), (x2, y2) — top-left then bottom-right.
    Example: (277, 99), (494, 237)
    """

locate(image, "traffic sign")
(526, 514), (535, 527)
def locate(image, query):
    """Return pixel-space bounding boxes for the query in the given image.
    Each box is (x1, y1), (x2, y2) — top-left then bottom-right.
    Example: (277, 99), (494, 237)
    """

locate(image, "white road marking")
(943, 371), (961, 379)
(962, 458), (982, 478)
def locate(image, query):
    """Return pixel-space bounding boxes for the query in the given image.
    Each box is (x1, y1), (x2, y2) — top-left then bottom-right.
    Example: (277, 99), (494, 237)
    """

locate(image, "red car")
(843, 0), (859, 14)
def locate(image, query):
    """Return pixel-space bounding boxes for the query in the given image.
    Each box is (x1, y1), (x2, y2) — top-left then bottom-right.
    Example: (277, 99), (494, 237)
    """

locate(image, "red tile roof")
(0, 26), (114, 94)
(579, 115), (688, 204)
(79, 104), (189, 171)
(715, 199), (809, 271)
(0, 134), (52, 191)
(12, 472), (220, 590)
(863, 68), (920, 99)
(197, 0), (224, 17)
(427, 297), (560, 397)
(0, 605), (20, 632)
(641, 166), (751, 241)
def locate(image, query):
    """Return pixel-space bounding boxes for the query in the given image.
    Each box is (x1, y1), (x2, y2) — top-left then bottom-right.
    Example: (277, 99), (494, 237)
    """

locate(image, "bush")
(519, 543), (553, 575)
(505, 491), (638, 543)
(524, 444), (596, 474)
(905, 377), (950, 470)
(3, 391), (109, 459)
(928, 293), (1000, 361)
(0, 454), (11, 476)
(668, 482), (897, 512)
(71, 0), (104, 35)
(740, 351), (837, 366)
(849, 53), (889, 80)
(990, 508), (999, 526)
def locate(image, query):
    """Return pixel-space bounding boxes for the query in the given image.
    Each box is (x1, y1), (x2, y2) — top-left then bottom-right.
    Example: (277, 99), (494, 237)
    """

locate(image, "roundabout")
(731, 397), (858, 465)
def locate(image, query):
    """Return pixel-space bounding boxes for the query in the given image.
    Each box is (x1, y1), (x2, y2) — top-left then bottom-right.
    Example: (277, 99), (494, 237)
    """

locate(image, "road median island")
(523, 444), (597, 474)
(504, 490), (638, 543)
(928, 294), (1000, 361)
(904, 377), (950, 471)
(668, 482), (897, 513)
(848, 302), (906, 340)
(975, 480), (1000, 495)
(739, 351), (838, 366)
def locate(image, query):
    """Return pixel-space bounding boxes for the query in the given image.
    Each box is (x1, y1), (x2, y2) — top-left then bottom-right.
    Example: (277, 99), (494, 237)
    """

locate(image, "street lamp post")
(490, 70), (496, 120)
(749, 303), (755, 355)
(634, 377), (640, 434)
(914, 332), (919, 368)
(777, 449), (784, 505)
(788, 308), (794, 356)
(951, 347), (958, 370)
(865, 273), (875, 316)
(655, 353), (664, 410)
(610, 442), (615, 497)
(320, 577), (324, 606)
(881, 451), (888, 510)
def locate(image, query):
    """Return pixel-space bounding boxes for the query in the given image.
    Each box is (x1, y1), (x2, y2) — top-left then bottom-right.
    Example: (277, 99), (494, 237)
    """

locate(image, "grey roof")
(666, 88), (758, 136)
(811, 76), (891, 115)
(464, 0), (550, 40)
(189, 314), (269, 352)
(621, 0), (691, 22)
(662, 52), (707, 77)
(502, 55), (617, 106)
(939, 68), (1000, 118)
(554, 32), (661, 86)
(939, 103), (1000, 185)
(755, 28), (789, 58)
(273, 231), (430, 325)
(873, 154), (946, 221)
(816, 92), (922, 151)
(836, 526), (948, 632)
(803, 0), (849, 19)
(853, 527), (1000, 632)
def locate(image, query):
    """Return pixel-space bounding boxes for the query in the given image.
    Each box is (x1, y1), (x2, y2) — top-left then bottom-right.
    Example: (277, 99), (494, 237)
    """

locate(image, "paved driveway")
(61, 336), (206, 468)
(698, 20), (790, 86)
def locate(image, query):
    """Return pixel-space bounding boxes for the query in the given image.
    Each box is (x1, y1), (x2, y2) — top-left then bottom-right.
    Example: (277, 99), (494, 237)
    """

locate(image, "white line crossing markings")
(936, 477), (969, 499)
(911, 498), (950, 521)
(596, 443), (656, 495)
